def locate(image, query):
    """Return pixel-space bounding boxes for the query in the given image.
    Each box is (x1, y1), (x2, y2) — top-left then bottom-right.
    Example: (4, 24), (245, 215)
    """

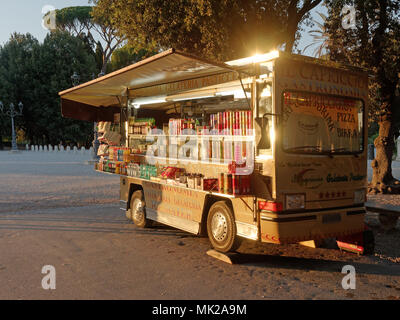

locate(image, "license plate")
(322, 213), (341, 224)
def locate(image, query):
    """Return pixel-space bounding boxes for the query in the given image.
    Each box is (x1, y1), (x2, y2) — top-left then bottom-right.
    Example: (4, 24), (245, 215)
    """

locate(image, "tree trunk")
(101, 61), (108, 76)
(285, 16), (299, 53)
(369, 105), (400, 194)
(285, 34), (296, 53)
(367, 0), (400, 194)
(100, 51), (112, 76)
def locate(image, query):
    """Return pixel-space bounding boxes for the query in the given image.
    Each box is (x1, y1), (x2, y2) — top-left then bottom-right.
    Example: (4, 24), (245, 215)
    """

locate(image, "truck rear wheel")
(207, 201), (241, 253)
(363, 229), (375, 255)
(130, 190), (152, 228)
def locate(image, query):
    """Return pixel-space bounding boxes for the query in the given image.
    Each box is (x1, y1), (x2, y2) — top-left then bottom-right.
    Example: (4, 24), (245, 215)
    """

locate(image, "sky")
(0, 0), (90, 46)
(0, 0), (326, 57)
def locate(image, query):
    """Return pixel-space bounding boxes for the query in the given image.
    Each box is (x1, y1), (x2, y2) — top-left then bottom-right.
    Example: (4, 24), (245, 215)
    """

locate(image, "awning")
(61, 99), (121, 122)
(59, 48), (240, 121)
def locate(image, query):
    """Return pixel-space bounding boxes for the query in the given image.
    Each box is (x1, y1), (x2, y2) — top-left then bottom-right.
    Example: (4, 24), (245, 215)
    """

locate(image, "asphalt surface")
(0, 151), (400, 300)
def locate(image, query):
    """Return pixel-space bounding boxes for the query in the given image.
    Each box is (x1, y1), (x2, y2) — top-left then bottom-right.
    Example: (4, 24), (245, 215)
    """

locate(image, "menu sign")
(282, 91), (363, 152)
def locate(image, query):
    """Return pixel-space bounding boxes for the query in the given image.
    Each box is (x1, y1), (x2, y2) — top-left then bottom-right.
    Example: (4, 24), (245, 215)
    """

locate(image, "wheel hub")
(211, 212), (228, 241)
(132, 198), (144, 222)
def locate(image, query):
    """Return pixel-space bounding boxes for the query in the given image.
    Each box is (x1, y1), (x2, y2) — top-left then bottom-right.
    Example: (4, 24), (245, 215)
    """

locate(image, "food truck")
(59, 49), (374, 254)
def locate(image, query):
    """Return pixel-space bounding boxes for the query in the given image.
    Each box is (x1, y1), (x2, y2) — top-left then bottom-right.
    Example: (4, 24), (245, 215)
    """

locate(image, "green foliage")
(303, 11), (331, 57)
(0, 32), (98, 146)
(47, 5), (125, 75)
(107, 45), (152, 72)
(0, 33), (39, 141)
(35, 31), (98, 146)
(90, 0), (322, 61)
(94, 41), (104, 73)
(49, 6), (93, 36)
(368, 133), (379, 145)
(324, 0), (400, 137)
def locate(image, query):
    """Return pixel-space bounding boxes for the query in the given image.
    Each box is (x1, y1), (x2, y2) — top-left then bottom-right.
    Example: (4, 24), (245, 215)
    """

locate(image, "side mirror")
(255, 114), (271, 150)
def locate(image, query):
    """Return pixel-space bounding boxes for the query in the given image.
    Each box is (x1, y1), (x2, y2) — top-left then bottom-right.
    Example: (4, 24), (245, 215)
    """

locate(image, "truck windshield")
(282, 91), (364, 155)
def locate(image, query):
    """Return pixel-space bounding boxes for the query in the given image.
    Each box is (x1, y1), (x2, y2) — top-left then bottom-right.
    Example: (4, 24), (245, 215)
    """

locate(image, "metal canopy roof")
(59, 49), (238, 110)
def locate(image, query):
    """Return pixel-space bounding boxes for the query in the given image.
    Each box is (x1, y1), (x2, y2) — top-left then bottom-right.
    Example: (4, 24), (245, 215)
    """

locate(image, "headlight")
(354, 189), (366, 204)
(285, 194), (305, 210)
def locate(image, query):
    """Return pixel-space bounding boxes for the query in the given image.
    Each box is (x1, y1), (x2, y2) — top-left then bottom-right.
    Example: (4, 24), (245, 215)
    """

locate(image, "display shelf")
(96, 170), (249, 199)
(128, 153), (246, 167)
(128, 134), (255, 141)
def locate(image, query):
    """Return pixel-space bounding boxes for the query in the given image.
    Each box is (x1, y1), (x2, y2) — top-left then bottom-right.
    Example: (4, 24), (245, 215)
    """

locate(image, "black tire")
(207, 201), (241, 253)
(363, 229), (375, 255)
(130, 190), (152, 228)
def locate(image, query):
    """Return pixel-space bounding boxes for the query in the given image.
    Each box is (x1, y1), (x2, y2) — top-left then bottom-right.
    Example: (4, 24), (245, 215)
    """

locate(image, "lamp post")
(0, 101), (23, 152)
(71, 72), (80, 87)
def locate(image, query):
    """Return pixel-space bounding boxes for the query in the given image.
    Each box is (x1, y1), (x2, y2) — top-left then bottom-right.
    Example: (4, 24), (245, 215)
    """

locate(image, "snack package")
(160, 167), (182, 179)
(97, 144), (109, 156)
(98, 121), (111, 133)
(187, 175), (196, 189)
(203, 178), (218, 191)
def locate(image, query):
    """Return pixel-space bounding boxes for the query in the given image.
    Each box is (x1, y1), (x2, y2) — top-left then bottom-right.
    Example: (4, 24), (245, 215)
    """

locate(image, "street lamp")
(71, 72), (80, 87)
(0, 101), (23, 152)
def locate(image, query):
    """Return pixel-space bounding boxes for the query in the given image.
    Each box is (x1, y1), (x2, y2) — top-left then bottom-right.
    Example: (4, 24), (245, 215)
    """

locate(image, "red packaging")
(247, 111), (252, 136)
(222, 112), (226, 134)
(219, 173), (224, 193)
(227, 174), (233, 194)
(161, 167), (179, 178)
(232, 175), (239, 195)
(219, 112), (223, 134)
(241, 112), (245, 136)
(238, 175), (243, 195)
(203, 178), (218, 191)
(235, 112), (240, 136)
(241, 176), (249, 194)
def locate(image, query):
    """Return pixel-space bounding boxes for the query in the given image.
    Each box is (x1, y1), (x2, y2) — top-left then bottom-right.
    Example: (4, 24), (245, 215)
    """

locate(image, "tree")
(284, 0), (323, 53)
(53, 6), (93, 37)
(89, 2), (126, 75)
(325, 0), (400, 194)
(107, 45), (152, 72)
(35, 31), (98, 146)
(0, 33), (40, 145)
(0, 32), (98, 146)
(302, 11), (331, 58)
(90, 0), (322, 61)
(45, 5), (125, 75)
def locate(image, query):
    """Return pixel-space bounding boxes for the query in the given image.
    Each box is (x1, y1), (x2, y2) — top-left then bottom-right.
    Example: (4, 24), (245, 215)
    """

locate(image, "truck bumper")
(260, 206), (366, 244)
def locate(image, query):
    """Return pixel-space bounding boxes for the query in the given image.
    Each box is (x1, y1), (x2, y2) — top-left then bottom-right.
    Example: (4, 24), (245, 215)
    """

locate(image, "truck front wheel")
(130, 190), (152, 228)
(207, 201), (241, 253)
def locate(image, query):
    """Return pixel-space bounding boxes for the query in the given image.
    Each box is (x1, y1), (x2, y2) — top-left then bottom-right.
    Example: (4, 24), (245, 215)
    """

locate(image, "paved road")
(0, 151), (119, 213)
(1, 151), (400, 300)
